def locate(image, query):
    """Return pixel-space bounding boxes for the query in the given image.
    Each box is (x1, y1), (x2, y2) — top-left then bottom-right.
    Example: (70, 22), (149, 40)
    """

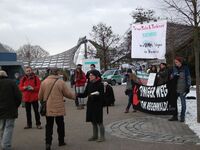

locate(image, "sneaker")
(37, 125), (42, 129)
(24, 126), (32, 129)
(168, 116), (178, 121)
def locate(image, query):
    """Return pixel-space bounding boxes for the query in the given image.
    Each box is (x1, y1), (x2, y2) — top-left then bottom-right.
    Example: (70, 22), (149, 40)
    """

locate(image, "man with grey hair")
(38, 67), (76, 150)
(0, 70), (22, 150)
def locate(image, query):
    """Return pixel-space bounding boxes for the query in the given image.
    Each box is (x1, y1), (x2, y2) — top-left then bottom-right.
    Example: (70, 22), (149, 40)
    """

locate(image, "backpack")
(103, 83), (115, 114)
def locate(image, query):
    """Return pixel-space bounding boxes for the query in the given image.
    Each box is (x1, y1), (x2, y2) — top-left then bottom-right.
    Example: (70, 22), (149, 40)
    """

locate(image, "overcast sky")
(0, 0), (164, 55)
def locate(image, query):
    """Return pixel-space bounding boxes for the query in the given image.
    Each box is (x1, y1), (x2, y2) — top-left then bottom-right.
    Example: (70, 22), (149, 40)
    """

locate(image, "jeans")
(45, 116), (65, 145)
(25, 101), (41, 127)
(0, 119), (15, 150)
(126, 90), (134, 110)
(179, 93), (186, 119)
(75, 86), (85, 105)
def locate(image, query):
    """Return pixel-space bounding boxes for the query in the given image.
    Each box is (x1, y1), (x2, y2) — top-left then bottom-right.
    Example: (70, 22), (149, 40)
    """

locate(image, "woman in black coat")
(77, 70), (105, 142)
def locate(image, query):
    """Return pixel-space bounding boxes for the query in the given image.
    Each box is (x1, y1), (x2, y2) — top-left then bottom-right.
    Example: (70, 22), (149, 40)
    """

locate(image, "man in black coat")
(0, 70), (22, 150)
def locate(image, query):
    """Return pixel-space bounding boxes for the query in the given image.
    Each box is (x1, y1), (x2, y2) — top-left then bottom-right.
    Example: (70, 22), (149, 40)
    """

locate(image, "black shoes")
(46, 144), (51, 150)
(180, 118), (185, 122)
(59, 142), (66, 146)
(24, 126), (32, 129)
(168, 116), (178, 121)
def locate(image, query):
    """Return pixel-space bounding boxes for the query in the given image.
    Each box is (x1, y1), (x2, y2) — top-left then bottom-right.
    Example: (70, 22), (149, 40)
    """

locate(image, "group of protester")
(123, 56), (191, 123)
(0, 56), (191, 150)
(0, 63), (114, 150)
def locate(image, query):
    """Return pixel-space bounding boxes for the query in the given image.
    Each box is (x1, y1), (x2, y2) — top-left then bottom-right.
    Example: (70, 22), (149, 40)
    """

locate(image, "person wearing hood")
(38, 68), (76, 150)
(77, 70), (105, 142)
(0, 70), (22, 150)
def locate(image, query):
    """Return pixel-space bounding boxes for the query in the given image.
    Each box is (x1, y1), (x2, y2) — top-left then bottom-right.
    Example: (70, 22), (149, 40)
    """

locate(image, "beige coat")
(38, 75), (75, 116)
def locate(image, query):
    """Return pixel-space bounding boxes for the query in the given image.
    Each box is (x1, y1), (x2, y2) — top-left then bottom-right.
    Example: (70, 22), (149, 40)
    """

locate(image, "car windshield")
(103, 70), (115, 76)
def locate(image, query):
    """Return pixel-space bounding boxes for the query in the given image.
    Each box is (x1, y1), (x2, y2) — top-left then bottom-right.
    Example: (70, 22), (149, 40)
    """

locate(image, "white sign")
(82, 59), (100, 73)
(147, 73), (157, 86)
(131, 20), (167, 59)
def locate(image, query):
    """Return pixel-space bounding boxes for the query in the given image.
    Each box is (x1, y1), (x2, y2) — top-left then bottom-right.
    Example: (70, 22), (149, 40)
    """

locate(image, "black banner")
(134, 78), (177, 115)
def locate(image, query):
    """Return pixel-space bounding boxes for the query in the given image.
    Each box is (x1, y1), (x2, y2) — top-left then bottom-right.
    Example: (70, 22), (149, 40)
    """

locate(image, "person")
(0, 70), (22, 150)
(86, 64), (101, 82)
(77, 70), (105, 142)
(156, 63), (169, 85)
(168, 57), (191, 122)
(38, 68), (76, 150)
(74, 67), (87, 109)
(123, 69), (139, 113)
(70, 69), (75, 88)
(148, 65), (157, 73)
(19, 66), (42, 129)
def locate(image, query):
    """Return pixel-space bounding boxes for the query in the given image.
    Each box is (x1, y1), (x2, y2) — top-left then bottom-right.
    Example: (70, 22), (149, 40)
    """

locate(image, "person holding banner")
(168, 57), (191, 122)
(124, 69), (139, 113)
(156, 63), (169, 85)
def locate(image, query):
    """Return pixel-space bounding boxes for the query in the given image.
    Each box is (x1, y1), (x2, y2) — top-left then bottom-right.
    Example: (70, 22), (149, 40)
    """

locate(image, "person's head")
(160, 63), (167, 70)
(89, 70), (99, 81)
(25, 66), (33, 76)
(77, 64), (82, 69)
(151, 65), (157, 71)
(174, 57), (184, 68)
(127, 68), (132, 75)
(49, 68), (59, 75)
(0, 70), (8, 78)
(90, 64), (95, 70)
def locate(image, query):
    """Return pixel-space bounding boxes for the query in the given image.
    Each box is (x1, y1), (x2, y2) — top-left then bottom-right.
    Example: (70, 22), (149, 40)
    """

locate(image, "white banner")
(131, 20), (167, 59)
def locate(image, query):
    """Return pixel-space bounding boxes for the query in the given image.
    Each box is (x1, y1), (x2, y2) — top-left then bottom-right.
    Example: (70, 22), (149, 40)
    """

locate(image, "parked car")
(101, 69), (122, 86)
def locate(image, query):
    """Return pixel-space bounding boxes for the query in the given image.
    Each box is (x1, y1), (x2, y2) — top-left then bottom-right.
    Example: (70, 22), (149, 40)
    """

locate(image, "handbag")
(40, 79), (58, 116)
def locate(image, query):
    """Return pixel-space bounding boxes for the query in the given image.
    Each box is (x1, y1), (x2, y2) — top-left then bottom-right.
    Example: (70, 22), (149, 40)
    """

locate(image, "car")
(101, 69), (122, 86)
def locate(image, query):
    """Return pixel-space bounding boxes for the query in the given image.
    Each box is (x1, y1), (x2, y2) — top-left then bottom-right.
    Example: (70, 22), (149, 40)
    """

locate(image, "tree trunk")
(193, 26), (200, 122)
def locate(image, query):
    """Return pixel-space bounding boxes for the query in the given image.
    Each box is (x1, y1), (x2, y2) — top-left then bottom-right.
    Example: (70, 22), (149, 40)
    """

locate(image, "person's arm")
(13, 82), (22, 108)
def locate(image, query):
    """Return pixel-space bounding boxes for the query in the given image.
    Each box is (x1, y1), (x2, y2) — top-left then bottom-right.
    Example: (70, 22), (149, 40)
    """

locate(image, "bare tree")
(163, 0), (200, 122)
(17, 44), (49, 66)
(89, 22), (120, 70)
(131, 8), (157, 23)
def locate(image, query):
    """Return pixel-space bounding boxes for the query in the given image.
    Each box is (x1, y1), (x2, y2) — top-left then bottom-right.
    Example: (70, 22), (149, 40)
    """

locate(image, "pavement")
(12, 83), (200, 150)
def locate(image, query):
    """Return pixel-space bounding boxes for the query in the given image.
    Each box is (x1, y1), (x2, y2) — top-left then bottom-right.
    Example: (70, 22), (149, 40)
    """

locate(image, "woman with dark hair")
(75, 67), (86, 109)
(124, 69), (139, 113)
(156, 63), (169, 85)
(77, 70), (105, 142)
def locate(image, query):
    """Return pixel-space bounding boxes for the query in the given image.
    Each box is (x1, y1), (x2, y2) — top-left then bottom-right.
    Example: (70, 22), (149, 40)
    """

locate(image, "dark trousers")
(45, 116), (65, 145)
(126, 90), (134, 110)
(25, 101), (41, 127)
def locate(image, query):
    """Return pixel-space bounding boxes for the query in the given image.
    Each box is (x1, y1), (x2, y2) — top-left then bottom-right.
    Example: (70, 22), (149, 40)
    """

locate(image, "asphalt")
(12, 84), (200, 150)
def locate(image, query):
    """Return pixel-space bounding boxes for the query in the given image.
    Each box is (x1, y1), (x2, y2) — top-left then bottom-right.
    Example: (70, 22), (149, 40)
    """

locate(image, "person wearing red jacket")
(19, 66), (42, 129)
(75, 66), (86, 109)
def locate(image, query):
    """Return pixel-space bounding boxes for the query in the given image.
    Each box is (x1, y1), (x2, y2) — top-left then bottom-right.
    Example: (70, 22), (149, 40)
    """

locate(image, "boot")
(97, 124), (105, 142)
(168, 116), (178, 121)
(88, 123), (98, 141)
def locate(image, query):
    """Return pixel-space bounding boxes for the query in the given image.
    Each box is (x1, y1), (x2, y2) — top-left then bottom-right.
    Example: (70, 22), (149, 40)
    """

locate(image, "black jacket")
(0, 77), (22, 119)
(78, 79), (104, 123)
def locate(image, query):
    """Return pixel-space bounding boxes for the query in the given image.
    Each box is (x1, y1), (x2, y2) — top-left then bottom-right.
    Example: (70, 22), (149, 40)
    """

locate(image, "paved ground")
(12, 84), (200, 150)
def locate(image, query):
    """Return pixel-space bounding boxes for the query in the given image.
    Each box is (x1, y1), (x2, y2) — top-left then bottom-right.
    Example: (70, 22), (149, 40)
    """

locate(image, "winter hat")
(90, 70), (99, 77)
(175, 56), (184, 64)
(127, 69), (132, 73)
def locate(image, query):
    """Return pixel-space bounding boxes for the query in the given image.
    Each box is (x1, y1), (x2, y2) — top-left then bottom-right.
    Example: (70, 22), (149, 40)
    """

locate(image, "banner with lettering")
(134, 78), (177, 115)
(131, 20), (167, 59)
